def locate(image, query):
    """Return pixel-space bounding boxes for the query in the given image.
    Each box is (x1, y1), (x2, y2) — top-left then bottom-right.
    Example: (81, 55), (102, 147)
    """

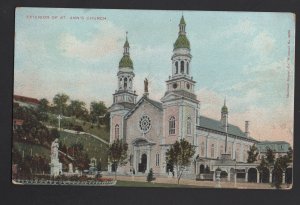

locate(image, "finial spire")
(224, 96), (226, 106)
(123, 31), (130, 55)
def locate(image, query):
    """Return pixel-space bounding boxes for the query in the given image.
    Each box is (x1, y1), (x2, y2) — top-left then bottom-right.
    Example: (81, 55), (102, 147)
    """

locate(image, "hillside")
(46, 114), (110, 142)
(59, 130), (108, 170)
(13, 141), (50, 160)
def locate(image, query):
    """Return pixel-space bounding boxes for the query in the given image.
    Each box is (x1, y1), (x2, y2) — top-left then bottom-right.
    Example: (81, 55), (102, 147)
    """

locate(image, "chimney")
(245, 121), (249, 137)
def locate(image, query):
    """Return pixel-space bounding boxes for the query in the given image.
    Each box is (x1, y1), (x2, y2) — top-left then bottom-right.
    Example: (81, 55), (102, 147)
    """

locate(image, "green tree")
(53, 93), (69, 115)
(147, 168), (155, 182)
(49, 128), (60, 140)
(67, 100), (87, 119)
(38, 98), (49, 113)
(273, 156), (289, 189)
(247, 144), (259, 163)
(287, 147), (293, 162)
(166, 139), (195, 184)
(37, 98), (49, 122)
(266, 148), (275, 165)
(257, 156), (268, 183)
(90, 101), (107, 124)
(108, 139), (128, 180)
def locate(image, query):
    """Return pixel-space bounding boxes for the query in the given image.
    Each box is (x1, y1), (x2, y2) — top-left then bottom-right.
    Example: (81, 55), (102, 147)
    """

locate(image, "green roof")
(221, 105), (228, 113)
(174, 34), (190, 49)
(119, 55), (133, 68)
(124, 39), (129, 48)
(180, 16), (186, 25)
(199, 116), (256, 140)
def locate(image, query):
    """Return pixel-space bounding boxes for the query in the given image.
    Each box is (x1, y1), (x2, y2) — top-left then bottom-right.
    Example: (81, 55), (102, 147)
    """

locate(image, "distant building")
(14, 95), (40, 109)
(257, 141), (291, 160)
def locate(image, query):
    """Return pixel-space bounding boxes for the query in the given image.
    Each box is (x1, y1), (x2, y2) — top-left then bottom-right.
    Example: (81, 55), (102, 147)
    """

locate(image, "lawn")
(46, 114), (110, 142)
(13, 142), (51, 160)
(116, 180), (198, 188)
(59, 131), (109, 170)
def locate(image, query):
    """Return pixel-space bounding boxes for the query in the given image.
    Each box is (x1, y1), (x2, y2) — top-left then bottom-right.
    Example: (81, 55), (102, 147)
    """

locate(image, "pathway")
(45, 125), (109, 145)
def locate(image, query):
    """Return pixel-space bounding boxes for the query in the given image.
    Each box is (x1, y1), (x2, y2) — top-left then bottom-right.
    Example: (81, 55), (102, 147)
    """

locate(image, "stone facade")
(107, 16), (262, 178)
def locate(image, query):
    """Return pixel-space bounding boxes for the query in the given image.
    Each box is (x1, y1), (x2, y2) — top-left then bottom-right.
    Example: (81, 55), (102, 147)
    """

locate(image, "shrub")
(147, 168), (155, 182)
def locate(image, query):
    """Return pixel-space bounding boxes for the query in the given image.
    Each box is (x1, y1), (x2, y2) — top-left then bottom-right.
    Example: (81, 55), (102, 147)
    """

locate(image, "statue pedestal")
(50, 160), (62, 177)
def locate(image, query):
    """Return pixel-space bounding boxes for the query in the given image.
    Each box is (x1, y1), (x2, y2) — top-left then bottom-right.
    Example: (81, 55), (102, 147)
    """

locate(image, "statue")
(144, 78), (148, 93)
(50, 138), (62, 176)
(51, 138), (59, 161)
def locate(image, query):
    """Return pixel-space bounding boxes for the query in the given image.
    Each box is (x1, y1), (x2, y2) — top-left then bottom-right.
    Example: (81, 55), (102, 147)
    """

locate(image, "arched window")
(243, 150), (247, 162)
(180, 61), (184, 73)
(201, 142), (205, 156)
(187, 62), (189, 75)
(115, 124), (119, 140)
(236, 148), (240, 161)
(156, 153), (160, 166)
(211, 144), (215, 158)
(175, 62), (178, 74)
(169, 116), (175, 135)
(187, 117), (191, 135)
(124, 77), (127, 89)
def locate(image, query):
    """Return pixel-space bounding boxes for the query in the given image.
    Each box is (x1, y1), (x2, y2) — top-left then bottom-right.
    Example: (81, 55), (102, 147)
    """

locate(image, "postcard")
(13, 7), (295, 189)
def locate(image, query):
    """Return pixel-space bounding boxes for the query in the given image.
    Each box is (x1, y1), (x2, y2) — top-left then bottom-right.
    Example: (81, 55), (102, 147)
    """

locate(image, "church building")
(108, 16), (258, 179)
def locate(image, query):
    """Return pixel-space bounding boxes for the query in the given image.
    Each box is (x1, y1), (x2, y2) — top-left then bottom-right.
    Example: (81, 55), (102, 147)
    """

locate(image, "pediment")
(161, 92), (182, 102)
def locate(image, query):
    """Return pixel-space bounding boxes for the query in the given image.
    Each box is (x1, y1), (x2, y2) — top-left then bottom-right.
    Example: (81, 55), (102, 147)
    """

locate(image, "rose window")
(139, 115), (151, 133)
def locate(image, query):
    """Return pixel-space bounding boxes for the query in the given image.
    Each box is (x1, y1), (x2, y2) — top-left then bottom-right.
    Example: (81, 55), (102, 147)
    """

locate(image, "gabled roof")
(14, 95), (40, 105)
(198, 116), (257, 141)
(124, 96), (162, 119)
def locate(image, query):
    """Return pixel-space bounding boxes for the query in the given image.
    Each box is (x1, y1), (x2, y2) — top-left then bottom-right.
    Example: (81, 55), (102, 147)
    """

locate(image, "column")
(213, 171), (216, 181)
(133, 147), (138, 173)
(257, 170), (260, 183)
(269, 171), (273, 183)
(227, 169), (231, 182)
(282, 171), (286, 184)
(147, 147), (150, 173)
(245, 171), (248, 182)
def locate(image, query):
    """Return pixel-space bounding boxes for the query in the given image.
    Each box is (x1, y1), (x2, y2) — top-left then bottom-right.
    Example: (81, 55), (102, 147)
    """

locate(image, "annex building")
(107, 16), (291, 183)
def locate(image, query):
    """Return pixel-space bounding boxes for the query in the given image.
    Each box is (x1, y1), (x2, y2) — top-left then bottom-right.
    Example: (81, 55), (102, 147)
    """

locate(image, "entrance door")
(138, 154), (147, 173)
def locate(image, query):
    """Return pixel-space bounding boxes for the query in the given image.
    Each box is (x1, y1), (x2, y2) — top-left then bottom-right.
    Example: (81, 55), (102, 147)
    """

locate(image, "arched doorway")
(248, 168), (257, 183)
(138, 154), (147, 173)
(111, 162), (117, 172)
(260, 167), (269, 183)
(166, 163), (174, 174)
(220, 170), (228, 181)
(286, 167), (292, 184)
(200, 164), (205, 174)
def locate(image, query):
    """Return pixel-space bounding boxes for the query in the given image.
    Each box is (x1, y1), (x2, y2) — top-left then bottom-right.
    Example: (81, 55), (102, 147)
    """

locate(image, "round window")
(186, 83), (190, 89)
(139, 115), (151, 133)
(173, 83), (178, 89)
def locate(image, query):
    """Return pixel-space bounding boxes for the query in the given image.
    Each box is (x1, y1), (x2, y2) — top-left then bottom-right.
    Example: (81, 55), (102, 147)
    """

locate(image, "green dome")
(174, 34), (190, 49)
(119, 55), (133, 68)
(221, 105), (228, 114)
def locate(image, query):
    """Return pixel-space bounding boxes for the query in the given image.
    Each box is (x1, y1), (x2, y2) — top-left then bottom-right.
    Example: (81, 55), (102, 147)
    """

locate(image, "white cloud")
(59, 21), (124, 62)
(250, 31), (275, 57)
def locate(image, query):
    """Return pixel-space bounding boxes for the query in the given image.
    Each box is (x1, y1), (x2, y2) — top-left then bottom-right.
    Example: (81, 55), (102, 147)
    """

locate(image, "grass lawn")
(13, 142), (51, 160)
(46, 114), (110, 142)
(59, 131), (108, 169)
(116, 180), (199, 188)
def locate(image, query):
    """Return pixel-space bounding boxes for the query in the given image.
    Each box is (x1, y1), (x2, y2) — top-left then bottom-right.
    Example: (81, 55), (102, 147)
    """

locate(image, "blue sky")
(14, 8), (295, 144)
